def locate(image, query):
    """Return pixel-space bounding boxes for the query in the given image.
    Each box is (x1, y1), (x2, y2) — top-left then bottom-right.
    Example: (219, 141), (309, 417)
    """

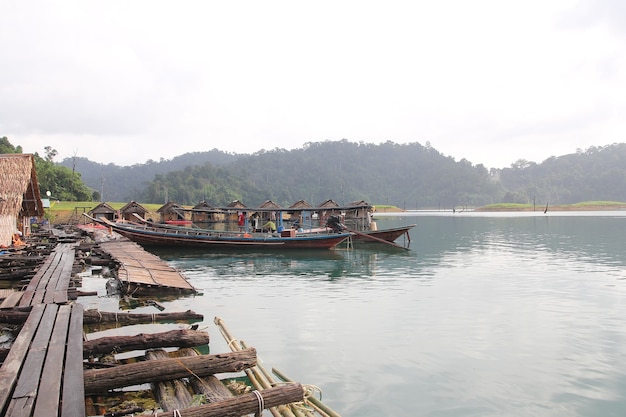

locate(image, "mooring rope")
(152, 408), (182, 416)
(173, 358), (203, 382)
(226, 337), (239, 349)
(252, 390), (265, 417)
(303, 384), (323, 401)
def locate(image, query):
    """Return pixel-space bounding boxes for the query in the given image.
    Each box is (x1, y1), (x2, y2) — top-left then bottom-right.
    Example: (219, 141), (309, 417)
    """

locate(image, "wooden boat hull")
(92, 217), (351, 250)
(352, 224), (415, 243)
(165, 220), (193, 225)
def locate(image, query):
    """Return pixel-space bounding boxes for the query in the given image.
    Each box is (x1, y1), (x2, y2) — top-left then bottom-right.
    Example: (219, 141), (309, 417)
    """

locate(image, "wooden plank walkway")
(0, 303), (84, 417)
(0, 233), (192, 416)
(18, 243), (78, 307)
(98, 240), (196, 293)
(0, 291), (23, 310)
(0, 239), (85, 416)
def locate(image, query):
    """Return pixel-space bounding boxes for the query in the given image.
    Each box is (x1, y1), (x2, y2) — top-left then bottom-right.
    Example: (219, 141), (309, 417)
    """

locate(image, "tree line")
(1, 137), (93, 201)
(4, 137), (626, 208)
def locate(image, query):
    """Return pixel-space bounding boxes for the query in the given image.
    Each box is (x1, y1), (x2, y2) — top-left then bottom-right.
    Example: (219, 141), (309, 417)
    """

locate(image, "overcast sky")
(2, 0), (625, 168)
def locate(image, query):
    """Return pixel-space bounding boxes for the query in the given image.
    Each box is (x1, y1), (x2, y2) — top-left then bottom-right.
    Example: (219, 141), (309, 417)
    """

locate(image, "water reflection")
(80, 213), (626, 417)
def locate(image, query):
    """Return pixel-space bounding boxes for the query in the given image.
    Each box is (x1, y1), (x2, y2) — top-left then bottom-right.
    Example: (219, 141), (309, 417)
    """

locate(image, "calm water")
(83, 212), (626, 416)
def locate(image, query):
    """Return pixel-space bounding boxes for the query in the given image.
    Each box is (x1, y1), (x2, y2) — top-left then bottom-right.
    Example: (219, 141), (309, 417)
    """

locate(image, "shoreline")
(475, 205), (626, 212)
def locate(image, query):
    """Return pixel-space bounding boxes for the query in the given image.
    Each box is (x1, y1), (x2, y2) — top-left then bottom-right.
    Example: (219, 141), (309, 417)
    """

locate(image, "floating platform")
(98, 239), (196, 295)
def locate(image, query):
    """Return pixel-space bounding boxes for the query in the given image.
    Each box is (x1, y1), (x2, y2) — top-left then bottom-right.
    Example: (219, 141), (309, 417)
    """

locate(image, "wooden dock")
(0, 240), (85, 417)
(0, 232), (197, 416)
(0, 243), (78, 309)
(0, 226), (330, 417)
(98, 239), (196, 294)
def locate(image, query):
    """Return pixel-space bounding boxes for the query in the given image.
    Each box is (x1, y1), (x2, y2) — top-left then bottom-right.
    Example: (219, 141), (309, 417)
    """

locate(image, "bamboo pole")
(213, 317), (281, 417)
(273, 368), (341, 417)
(241, 340), (306, 417)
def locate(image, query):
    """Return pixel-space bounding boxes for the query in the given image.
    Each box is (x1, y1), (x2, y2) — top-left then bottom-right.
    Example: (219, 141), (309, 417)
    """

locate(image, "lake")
(82, 211), (626, 417)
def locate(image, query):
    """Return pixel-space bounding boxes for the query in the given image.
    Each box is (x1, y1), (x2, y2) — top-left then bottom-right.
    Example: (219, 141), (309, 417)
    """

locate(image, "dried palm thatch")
(0, 154), (43, 246)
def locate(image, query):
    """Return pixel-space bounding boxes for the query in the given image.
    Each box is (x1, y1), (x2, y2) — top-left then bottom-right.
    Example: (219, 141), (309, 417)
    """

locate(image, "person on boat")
(251, 214), (260, 232)
(262, 220), (276, 233)
(238, 212), (246, 232)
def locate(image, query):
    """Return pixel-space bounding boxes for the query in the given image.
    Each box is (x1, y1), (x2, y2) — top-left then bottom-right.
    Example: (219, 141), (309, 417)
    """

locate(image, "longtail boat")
(352, 223), (415, 244)
(85, 215), (351, 250)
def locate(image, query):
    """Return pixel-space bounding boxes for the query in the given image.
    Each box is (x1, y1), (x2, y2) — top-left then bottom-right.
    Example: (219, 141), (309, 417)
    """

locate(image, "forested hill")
(62, 140), (626, 208)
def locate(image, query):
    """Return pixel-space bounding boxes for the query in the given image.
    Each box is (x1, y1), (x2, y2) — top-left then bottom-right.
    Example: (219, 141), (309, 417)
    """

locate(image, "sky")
(1, 0), (625, 169)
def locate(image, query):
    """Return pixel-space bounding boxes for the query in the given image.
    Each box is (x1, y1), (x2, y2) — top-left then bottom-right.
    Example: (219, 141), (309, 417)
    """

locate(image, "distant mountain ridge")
(61, 140), (626, 208)
(61, 149), (243, 202)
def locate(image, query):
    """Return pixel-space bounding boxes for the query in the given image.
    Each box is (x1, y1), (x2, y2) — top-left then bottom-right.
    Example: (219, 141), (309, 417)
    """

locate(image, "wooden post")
(147, 349), (195, 412)
(83, 309), (203, 325)
(83, 347), (257, 394)
(150, 383), (304, 417)
(83, 329), (210, 357)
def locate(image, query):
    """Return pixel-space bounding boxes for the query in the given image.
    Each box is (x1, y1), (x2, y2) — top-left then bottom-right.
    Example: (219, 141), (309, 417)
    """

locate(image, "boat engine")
(325, 215), (345, 233)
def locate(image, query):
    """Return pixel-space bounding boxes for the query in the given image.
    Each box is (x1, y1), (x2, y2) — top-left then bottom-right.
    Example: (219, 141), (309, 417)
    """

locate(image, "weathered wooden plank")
(0, 291), (23, 310)
(11, 304), (58, 399)
(50, 248), (76, 304)
(61, 304), (84, 417)
(98, 240), (195, 292)
(44, 245), (75, 304)
(42, 260), (62, 303)
(19, 244), (77, 307)
(43, 263), (64, 304)
(5, 396), (34, 417)
(34, 252), (63, 291)
(32, 305), (71, 417)
(19, 251), (60, 307)
(0, 304), (45, 414)
(30, 289), (46, 306)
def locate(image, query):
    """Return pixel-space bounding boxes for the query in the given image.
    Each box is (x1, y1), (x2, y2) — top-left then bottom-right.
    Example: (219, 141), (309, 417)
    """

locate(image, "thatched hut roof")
(317, 199), (340, 209)
(259, 200), (281, 209)
(227, 200), (247, 209)
(120, 201), (148, 215)
(0, 154), (42, 217)
(89, 202), (116, 215)
(157, 201), (183, 213)
(0, 154), (44, 246)
(193, 201), (214, 210)
(348, 200), (371, 208)
(0, 154), (44, 218)
(289, 199), (313, 209)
